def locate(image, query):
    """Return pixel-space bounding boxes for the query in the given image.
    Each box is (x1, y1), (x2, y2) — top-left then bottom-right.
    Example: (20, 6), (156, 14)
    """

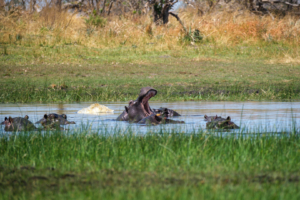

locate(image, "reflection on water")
(57, 103), (65, 115)
(0, 101), (299, 134)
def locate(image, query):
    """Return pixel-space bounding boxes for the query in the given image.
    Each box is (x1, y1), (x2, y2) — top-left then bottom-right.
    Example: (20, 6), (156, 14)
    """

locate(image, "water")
(0, 101), (299, 134)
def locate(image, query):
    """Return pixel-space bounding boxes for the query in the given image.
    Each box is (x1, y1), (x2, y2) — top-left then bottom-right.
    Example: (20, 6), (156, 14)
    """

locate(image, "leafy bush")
(85, 12), (106, 28)
(182, 28), (203, 43)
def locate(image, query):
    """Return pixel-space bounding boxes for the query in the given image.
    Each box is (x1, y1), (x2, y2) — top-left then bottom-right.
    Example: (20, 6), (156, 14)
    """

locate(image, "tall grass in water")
(0, 128), (300, 199)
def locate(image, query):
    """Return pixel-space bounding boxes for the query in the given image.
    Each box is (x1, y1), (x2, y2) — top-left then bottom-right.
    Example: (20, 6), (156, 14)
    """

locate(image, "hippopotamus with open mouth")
(117, 87), (182, 124)
(138, 113), (185, 125)
(117, 87), (157, 122)
(3, 115), (36, 131)
(126, 87), (157, 122)
(206, 116), (240, 129)
(35, 113), (75, 125)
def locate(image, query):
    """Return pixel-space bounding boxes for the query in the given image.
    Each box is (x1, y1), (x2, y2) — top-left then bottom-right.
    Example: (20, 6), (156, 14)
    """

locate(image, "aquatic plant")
(0, 126), (299, 199)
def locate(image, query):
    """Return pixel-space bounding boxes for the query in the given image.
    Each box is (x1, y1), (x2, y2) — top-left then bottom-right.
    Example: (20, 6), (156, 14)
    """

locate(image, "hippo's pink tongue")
(142, 90), (156, 116)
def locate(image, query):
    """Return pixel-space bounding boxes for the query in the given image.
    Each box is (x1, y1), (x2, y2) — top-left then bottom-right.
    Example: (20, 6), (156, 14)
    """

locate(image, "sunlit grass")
(0, 127), (299, 199)
(1, 8), (300, 102)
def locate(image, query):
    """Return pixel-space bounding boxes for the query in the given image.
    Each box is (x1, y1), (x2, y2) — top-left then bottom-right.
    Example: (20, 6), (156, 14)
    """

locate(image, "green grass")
(1, 42), (300, 103)
(0, 128), (300, 199)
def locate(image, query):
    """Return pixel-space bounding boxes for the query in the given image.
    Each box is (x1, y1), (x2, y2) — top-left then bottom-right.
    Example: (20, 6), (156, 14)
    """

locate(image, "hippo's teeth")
(142, 90), (156, 116)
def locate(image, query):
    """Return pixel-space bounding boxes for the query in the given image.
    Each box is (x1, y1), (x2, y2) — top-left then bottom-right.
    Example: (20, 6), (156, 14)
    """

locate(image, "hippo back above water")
(3, 116), (36, 132)
(137, 113), (185, 125)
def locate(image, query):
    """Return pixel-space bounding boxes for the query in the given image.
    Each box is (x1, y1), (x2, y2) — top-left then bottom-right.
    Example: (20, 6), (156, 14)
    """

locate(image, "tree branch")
(107, 0), (114, 16)
(169, 11), (187, 33)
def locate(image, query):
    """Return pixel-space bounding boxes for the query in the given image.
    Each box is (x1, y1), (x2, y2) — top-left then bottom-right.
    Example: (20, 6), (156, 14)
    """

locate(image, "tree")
(148, 0), (181, 25)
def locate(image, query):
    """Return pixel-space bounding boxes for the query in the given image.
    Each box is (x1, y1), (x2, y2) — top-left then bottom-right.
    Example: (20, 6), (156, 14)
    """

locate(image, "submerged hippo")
(3, 116), (36, 131)
(204, 115), (222, 122)
(40, 114), (64, 130)
(138, 113), (185, 125)
(152, 107), (181, 117)
(206, 116), (239, 129)
(35, 113), (75, 125)
(117, 87), (157, 122)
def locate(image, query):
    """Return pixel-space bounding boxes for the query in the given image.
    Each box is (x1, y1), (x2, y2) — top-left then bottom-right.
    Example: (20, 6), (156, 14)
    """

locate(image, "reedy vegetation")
(1, 8), (300, 199)
(1, 6), (300, 49)
(0, 128), (300, 199)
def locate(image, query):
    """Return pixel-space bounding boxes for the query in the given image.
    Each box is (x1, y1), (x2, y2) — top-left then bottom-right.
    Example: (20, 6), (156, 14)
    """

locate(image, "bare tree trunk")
(0, 0), (5, 10)
(107, 0), (114, 15)
(152, 0), (178, 25)
(101, 0), (107, 15)
(30, 0), (36, 12)
(249, 0), (256, 10)
(153, 2), (160, 23)
(19, 0), (25, 10)
(56, 0), (62, 11)
(95, 0), (100, 14)
(91, 0), (95, 10)
(161, 2), (171, 24)
(287, 0), (293, 11)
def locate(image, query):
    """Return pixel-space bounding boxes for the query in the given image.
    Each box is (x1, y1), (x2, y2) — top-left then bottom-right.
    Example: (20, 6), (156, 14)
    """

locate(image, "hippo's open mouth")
(141, 90), (156, 117)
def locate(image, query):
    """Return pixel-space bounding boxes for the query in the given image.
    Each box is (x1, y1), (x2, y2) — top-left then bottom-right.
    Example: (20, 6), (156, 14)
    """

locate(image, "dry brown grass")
(1, 7), (300, 50)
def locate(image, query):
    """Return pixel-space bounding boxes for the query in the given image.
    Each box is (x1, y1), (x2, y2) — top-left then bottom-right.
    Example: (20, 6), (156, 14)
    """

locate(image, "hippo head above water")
(3, 117), (10, 126)
(125, 87), (157, 122)
(35, 113), (75, 125)
(206, 116), (240, 129)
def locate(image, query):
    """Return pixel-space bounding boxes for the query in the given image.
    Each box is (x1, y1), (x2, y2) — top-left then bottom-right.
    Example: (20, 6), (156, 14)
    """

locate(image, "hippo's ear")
(125, 106), (128, 113)
(128, 100), (133, 106)
(25, 115), (29, 119)
(204, 115), (207, 119)
(5, 117), (7, 121)
(62, 114), (67, 119)
(9, 117), (13, 123)
(44, 114), (48, 119)
(226, 116), (231, 121)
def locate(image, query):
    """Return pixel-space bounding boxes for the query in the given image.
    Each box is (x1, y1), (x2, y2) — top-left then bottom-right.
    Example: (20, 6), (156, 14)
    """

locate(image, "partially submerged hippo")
(117, 87), (182, 124)
(152, 107), (181, 117)
(206, 116), (239, 129)
(117, 87), (157, 123)
(138, 113), (185, 125)
(35, 113), (75, 125)
(116, 100), (135, 121)
(3, 116), (36, 131)
(40, 114), (64, 130)
(204, 115), (222, 122)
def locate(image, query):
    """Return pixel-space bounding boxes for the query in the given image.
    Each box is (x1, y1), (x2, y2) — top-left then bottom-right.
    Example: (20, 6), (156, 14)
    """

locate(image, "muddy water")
(0, 101), (299, 134)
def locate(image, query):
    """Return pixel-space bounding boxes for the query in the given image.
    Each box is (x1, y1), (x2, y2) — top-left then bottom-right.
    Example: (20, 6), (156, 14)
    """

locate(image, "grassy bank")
(0, 129), (300, 199)
(1, 9), (300, 102)
(1, 44), (300, 103)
